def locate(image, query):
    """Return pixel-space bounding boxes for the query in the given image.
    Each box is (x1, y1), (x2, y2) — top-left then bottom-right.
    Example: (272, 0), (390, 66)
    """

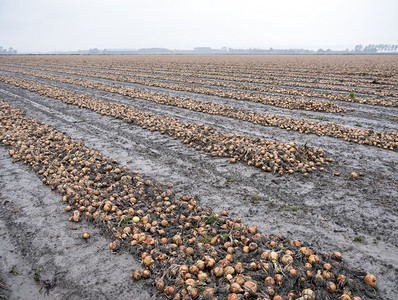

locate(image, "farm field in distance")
(0, 54), (397, 299)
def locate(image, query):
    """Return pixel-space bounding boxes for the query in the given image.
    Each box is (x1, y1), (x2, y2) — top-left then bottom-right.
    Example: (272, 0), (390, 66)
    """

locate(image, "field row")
(23, 59), (397, 96)
(0, 99), (378, 299)
(2, 55), (398, 86)
(0, 73), (331, 176)
(0, 66), (347, 112)
(4, 62), (398, 108)
(1, 70), (397, 151)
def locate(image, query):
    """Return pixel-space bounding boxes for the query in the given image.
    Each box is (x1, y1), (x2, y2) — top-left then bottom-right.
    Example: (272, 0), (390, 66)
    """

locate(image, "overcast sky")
(0, 0), (397, 52)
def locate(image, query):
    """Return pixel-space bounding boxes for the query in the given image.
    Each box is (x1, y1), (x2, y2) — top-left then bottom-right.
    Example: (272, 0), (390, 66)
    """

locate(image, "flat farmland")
(0, 55), (397, 300)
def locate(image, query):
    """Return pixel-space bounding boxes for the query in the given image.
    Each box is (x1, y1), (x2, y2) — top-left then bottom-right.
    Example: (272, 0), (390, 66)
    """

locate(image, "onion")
(364, 273), (377, 287)
(187, 286), (199, 298)
(185, 278), (196, 286)
(326, 281), (336, 293)
(323, 263), (332, 271)
(197, 271), (209, 282)
(224, 266), (235, 276)
(337, 274), (346, 284)
(202, 288), (214, 297)
(205, 257), (215, 268)
(243, 280), (257, 293)
(322, 270), (333, 280)
(142, 269), (151, 279)
(131, 270), (141, 280)
(281, 254), (294, 265)
(179, 265), (189, 276)
(290, 240), (301, 247)
(333, 251), (343, 260)
(164, 286), (175, 295)
(289, 268), (297, 277)
(301, 288), (315, 300)
(235, 275), (245, 286)
(267, 287), (275, 297)
(350, 172), (358, 179)
(109, 240), (119, 251)
(248, 242), (258, 251)
(156, 279), (165, 291)
(213, 265), (224, 277)
(234, 262), (244, 274)
(230, 282), (243, 293)
(225, 253), (234, 262)
(227, 293), (238, 300)
(274, 274), (283, 285)
(195, 260), (205, 270)
(308, 254), (320, 264)
(72, 210), (81, 222)
(248, 225), (258, 234)
(264, 276), (275, 285)
(189, 265), (199, 274)
(269, 251), (279, 261)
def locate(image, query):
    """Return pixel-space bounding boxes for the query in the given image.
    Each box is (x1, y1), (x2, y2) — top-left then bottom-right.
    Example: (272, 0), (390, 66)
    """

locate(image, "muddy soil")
(0, 67), (397, 299)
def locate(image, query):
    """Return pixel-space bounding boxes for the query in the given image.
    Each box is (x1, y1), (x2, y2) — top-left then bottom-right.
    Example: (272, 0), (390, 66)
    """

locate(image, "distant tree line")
(354, 44), (398, 53)
(0, 46), (17, 54)
(15, 45), (398, 55)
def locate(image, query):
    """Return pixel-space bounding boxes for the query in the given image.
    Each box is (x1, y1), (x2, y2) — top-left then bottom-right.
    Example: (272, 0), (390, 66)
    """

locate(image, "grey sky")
(0, 0), (397, 52)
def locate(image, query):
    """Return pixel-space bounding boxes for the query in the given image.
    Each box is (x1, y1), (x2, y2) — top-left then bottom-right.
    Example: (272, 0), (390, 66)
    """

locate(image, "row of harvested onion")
(0, 70), (396, 151)
(0, 99), (378, 299)
(3, 59), (398, 103)
(0, 65), (345, 113)
(28, 63), (398, 105)
(0, 73), (329, 176)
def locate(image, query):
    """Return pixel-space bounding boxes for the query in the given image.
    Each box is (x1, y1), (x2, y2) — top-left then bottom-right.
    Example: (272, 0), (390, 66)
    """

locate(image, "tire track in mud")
(0, 83), (397, 298)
